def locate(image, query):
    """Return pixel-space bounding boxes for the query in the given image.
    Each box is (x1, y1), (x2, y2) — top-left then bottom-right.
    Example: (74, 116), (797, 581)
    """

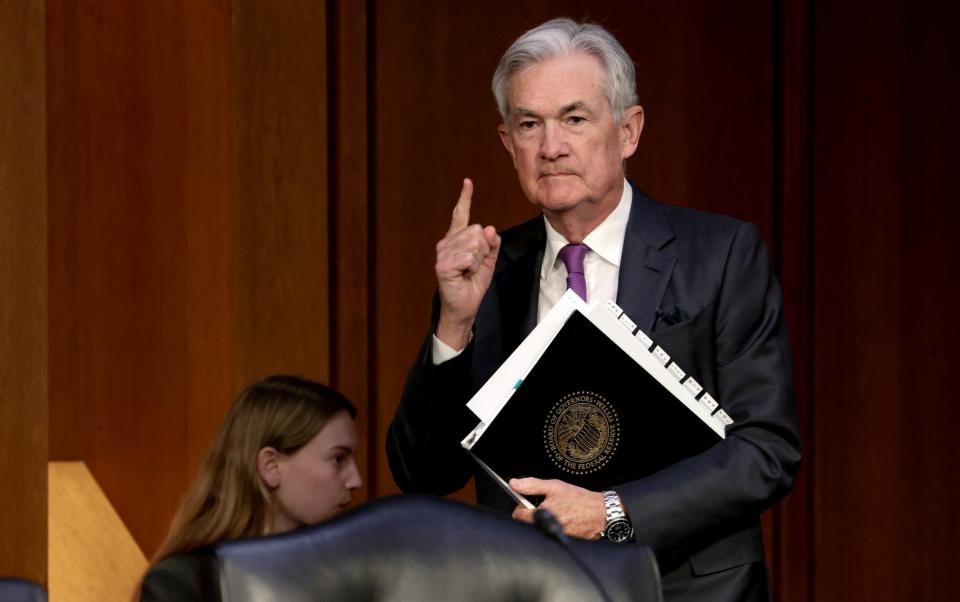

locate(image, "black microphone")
(532, 509), (612, 602)
(533, 508), (568, 542)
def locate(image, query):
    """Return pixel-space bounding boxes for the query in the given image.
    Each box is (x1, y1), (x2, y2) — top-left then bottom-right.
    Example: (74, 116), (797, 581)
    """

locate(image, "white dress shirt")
(537, 180), (631, 322)
(433, 180), (633, 364)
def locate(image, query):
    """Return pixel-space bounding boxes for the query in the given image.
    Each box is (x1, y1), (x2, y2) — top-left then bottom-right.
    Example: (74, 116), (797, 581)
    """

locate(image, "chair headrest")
(215, 495), (661, 602)
(0, 578), (47, 602)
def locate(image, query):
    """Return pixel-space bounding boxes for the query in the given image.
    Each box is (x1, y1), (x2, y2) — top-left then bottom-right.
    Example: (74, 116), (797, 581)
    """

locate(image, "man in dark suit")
(387, 17), (801, 601)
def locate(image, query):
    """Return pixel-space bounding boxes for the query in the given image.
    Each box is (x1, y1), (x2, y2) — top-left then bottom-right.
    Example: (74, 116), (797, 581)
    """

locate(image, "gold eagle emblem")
(543, 391), (620, 475)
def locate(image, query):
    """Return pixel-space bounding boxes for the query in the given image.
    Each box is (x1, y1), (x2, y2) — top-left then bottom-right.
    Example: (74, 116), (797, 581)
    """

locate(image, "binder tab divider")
(668, 363), (686, 381)
(683, 378), (704, 397)
(652, 346), (671, 365)
(604, 299), (623, 317)
(699, 393), (718, 412)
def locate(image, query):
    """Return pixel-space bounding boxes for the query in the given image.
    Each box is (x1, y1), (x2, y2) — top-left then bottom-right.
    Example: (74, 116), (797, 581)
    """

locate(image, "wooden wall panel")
(47, 0), (330, 559)
(47, 0), (235, 557)
(0, 0), (48, 584)
(233, 0), (330, 390)
(329, 0), (373, 500)
(182, 0), (238, 484)
(46, 0), (88, 462)
(812, 1), (960, 599)
(624, 2), (775, 231)
(773, 0), (813, 600)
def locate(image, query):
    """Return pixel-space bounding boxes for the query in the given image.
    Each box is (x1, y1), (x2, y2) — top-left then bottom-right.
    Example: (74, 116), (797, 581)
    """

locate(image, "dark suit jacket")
(387, 189), (802, 601)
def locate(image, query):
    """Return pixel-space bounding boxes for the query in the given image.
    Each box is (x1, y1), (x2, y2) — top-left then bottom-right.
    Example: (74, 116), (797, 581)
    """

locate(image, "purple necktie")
(558, 243), (590, 301)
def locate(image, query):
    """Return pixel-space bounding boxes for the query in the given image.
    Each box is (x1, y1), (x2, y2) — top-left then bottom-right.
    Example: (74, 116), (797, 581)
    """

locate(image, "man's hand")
(509, 477), (606, 540)
(435, 178), (501, 349)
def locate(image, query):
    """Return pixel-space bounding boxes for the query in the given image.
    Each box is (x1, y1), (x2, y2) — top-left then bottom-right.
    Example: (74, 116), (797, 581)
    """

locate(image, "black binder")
(462, 294), (730, 492)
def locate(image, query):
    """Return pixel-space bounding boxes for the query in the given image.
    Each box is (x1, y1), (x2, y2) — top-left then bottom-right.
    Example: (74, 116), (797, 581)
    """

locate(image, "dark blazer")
(140, 555), (201, 602)
(387, 189), (802, 601)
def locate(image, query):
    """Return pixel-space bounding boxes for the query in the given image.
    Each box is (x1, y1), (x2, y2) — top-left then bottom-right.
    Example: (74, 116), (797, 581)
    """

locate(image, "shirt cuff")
(431, 332), (473, 365)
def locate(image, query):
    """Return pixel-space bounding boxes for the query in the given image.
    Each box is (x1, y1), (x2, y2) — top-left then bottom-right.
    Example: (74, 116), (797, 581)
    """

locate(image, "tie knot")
(559, 243), (589, 275)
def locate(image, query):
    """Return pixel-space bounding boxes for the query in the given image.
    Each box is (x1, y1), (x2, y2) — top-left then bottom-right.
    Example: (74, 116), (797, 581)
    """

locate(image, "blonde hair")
(151, 375), (356, 563)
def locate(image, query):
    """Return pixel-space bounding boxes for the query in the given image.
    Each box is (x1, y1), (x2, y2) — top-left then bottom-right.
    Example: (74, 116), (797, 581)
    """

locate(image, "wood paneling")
(48, 462), (147, 601)
(812, 1), (960, 599)
(46, 0), (235, 556)
(0, 0), (47, 584)
(182, 0), (238, 485)
(329, 0), (373, 499)
(774, 1), (813, 600)
(46, 0), (330, 558)
(233, 0), (330, 389)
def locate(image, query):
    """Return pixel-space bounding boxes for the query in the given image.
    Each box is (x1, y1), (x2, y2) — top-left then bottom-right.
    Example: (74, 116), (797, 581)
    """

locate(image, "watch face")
(605, 519), (633, 543)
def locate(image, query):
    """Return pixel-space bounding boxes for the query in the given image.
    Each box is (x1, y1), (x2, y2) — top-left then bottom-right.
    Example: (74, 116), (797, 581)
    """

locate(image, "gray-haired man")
(387, 18), (801, 601)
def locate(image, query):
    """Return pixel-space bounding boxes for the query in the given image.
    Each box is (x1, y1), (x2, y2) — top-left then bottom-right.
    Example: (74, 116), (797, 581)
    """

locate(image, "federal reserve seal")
(543, 391), (620, 475)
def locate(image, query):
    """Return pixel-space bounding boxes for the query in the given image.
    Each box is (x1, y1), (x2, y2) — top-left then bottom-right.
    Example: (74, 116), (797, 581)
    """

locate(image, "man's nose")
(539, 122), (568, 160)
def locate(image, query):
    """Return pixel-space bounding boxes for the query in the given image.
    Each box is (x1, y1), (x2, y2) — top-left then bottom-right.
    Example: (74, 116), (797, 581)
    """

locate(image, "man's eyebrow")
(513, 102), (589, 120)
(560, 101), (587, 113)
(514, 107), (540, 119)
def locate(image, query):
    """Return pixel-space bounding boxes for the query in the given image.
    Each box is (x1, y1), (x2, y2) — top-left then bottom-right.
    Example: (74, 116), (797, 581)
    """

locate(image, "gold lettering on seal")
(542, 391), (620, 476)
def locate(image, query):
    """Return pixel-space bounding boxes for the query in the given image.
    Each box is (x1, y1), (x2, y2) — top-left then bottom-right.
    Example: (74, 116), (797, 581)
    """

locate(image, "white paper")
(464, 290), (587, 424)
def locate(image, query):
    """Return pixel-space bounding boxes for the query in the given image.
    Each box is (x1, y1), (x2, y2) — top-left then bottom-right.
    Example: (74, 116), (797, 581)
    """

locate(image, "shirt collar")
(541, 180), (633, 281)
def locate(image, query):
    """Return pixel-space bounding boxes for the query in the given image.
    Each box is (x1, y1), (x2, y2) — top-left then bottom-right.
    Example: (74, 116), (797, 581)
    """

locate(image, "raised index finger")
(446, 178), (473, 236)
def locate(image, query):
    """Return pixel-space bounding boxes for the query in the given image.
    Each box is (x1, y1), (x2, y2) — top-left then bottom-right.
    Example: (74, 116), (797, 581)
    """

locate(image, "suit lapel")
(617, 190), (677, 332)
(494, 217), (544, 355)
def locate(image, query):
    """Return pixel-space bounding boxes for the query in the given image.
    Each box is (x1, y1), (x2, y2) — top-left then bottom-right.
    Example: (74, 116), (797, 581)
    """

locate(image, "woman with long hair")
(140, 375), (362, 601)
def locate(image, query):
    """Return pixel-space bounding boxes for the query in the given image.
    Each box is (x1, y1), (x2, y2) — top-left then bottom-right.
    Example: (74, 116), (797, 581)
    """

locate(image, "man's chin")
(531, 190), (588, 213)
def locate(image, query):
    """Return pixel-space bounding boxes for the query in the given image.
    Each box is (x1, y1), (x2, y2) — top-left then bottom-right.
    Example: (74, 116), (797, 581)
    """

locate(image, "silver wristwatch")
(601, 490), (634, 543)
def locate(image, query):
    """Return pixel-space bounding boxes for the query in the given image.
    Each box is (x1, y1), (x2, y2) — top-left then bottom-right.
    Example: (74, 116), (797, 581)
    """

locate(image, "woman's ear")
(257, 447), (282, 488)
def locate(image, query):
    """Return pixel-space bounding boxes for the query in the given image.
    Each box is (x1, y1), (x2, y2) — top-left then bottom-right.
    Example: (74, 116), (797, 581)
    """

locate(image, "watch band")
(603, 490), (627, 521)
(601, 490), (633, 543)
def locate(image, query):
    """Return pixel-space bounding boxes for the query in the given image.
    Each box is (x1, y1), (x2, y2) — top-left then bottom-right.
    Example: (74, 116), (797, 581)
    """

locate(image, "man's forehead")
(508, 92), (609, 120)
(505, 53), (607, 114)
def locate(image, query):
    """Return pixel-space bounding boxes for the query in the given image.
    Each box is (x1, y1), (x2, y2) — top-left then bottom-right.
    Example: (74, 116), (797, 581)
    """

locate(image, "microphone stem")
(533, 510), (613, 602)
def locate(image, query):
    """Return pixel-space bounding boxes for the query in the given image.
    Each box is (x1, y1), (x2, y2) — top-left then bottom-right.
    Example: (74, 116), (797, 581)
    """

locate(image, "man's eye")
(567, 116), (586, 125)
(519, 120), (537, 130)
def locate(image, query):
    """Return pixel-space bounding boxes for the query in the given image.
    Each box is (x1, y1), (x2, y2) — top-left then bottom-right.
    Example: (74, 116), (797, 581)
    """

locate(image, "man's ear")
(257, 447), (282, 488)
(619, 105), (644, 160)
(498, 123), (518, 169)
